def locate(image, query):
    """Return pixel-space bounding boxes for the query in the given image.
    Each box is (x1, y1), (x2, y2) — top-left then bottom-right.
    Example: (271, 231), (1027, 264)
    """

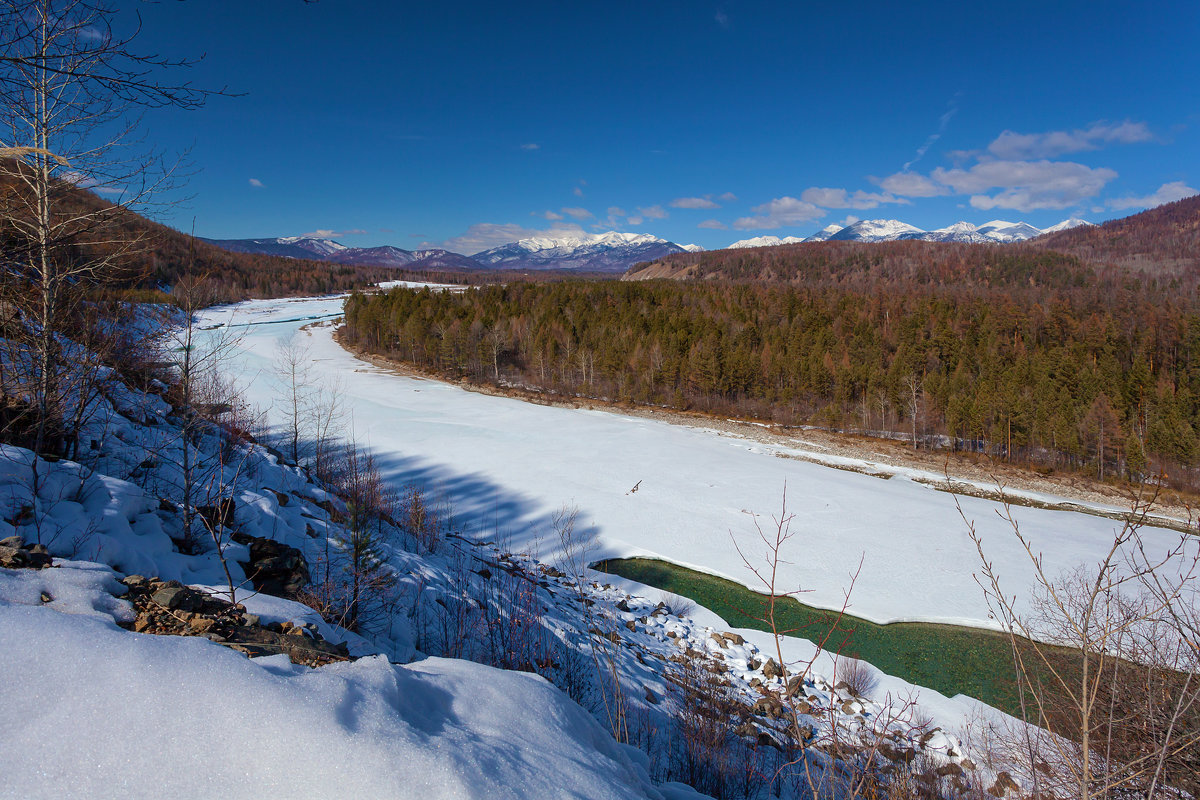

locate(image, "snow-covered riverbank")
(200, 292), (1190, 630)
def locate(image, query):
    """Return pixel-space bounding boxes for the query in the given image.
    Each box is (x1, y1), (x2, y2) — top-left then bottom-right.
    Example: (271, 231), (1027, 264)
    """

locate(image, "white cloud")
(436, 222), (587, 254)
(932, 160), (1117, 211)
(627, 216), (643, 226)
(877, 171), (947, 198)
(799, 187), (907, 209)
(520, 143), (540, 150)
(1107, 180), (1197, 211)
(249, 178), (264, 188)
(670, 196), (720, 209)
(698, 219), (727, 229)
(903, 103), (958, 171)
(538, 210), (564, 221)
(638, 205), (668, 220)
(715, 10), (729, 27)
(302, 228), (367, 238)
(606, 206), (627, 217)
(732, 197), (824, 230)
(573, 186), (584, 198)
(987, 120), (1153, 160)
(560, 206), (592, 220)
(718, 192), (738, 203)
(838, 215), (861, 227)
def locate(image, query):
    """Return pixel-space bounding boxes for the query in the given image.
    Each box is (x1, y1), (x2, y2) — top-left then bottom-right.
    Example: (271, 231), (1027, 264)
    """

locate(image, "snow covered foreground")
(1, 565), (670, 800)
(0, 326), (693, 799)
(202, 293), (1189, 630)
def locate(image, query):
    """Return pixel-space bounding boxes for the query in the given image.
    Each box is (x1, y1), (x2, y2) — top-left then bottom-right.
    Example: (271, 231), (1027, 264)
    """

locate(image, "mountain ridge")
(203, 230), (704, 274)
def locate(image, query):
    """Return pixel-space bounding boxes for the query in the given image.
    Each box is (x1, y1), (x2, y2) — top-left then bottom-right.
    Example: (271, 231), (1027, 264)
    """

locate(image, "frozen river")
(199, 291), (1189, 629)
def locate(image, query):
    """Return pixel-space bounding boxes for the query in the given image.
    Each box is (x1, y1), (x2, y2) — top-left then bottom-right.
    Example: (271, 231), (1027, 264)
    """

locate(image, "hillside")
(1034, 194), (1200, 271)
(625, 197), (1200, 285)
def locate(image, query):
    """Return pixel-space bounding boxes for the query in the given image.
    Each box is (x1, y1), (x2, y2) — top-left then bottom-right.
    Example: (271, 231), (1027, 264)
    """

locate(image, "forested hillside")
(342, 202), (1200, 491)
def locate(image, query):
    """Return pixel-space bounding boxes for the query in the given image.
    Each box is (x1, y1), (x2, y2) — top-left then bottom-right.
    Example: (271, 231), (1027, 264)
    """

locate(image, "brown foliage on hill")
(1034, 194), (1200, 273)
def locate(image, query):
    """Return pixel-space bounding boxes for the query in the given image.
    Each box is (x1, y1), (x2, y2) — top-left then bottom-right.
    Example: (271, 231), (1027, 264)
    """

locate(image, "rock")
(721, 631), (745, 646)
(762, 658), (784, 679)
(39, 591), (52, 604)
(232, 533), (310, 599)
(643, 687), (659, 705)
(625, 620), (636, 631)
(936, 763), (964, 779)
(735, 722), (759, 738)
(793, 700), (812, 715)
(754, 696), (784, 719)
(121, 575), (147, 587)
(0, 539), (52, 569)
(961, 758), (977, 771)
(786, 675), (805, 697)
(242, 614), (260, 627)
(710, 632), (727, 648)
(616, 599), (631, 612)
(188, 617), (216, 634)
(151, 585), (190, 611)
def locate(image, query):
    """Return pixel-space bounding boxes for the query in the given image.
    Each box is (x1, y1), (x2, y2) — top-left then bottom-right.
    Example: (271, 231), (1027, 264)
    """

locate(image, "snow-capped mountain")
(724, 218), (1091, 249)
(205, 231), (694, 273)
(829, 219), (925, 242)
(974, 220), (1043, 242)
(200, 236), (354, 261)
(904, 221), (991, 243)
(1042, 218), (1095, 233)
(328, 245), (419, 268)
(727, 235), (806, 249)
(471, 231), (692, 272)
(804, 224), (845, 242)
(275, 235), (348, 258)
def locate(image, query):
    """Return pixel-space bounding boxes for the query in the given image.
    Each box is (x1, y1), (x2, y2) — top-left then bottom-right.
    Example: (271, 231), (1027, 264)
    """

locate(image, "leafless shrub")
(838, 657), (880, 699)
(659, 590), (697, 618)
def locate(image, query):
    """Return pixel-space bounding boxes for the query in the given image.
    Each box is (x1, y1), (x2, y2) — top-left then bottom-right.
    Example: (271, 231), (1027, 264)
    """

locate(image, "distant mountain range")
(204, 217), (1094, 273)
(202, 231), (704, 274)
(726, 218), (1092, 249)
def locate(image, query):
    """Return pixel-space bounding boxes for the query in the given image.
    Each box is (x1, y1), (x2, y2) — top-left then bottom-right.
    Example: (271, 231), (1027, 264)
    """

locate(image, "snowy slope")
(829, 219), (926, 242)
(0, 565), (670, 800)
(198, 294), (1190, 631)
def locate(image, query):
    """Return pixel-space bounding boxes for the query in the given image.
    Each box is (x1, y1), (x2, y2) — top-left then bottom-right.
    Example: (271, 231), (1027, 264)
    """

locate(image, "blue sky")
(131, 0), (1199, 252)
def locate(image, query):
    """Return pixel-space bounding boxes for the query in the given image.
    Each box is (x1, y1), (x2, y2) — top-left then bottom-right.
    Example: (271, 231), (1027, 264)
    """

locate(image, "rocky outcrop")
(230, 533), (310, 599)
(118, 575), (349, 667)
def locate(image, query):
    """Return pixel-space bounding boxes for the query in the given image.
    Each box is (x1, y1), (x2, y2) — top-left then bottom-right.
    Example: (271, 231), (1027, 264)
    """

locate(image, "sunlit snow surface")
(201, 293), (1191, 629)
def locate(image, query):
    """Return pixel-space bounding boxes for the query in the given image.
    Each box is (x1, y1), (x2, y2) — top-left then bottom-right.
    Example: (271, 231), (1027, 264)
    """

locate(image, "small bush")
(840, 656), (880, 698)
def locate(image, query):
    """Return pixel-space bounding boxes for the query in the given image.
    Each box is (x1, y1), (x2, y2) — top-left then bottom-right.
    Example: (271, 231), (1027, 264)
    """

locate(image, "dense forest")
(343, 252), (1200, 490)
